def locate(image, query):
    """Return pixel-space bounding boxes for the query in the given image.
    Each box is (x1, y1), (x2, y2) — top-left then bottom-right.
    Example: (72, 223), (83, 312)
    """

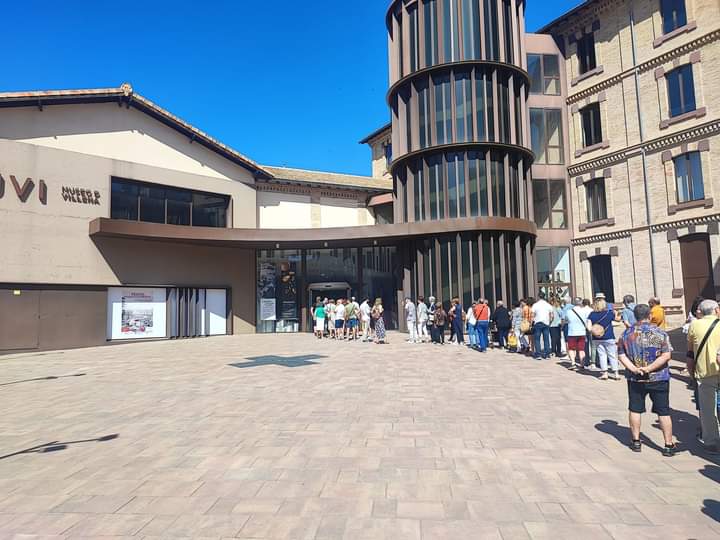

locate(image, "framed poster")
(107, 287), (167, 340)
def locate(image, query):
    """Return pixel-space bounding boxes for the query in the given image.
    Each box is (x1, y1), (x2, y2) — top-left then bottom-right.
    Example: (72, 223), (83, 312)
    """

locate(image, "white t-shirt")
(531, 299), (555, 326)
(335, 303), (346, 321)
(360, 302), (371, 321)
(567, 305), (592, 337)
(466, 307), (477, 325)
(417, 302), (428, 322)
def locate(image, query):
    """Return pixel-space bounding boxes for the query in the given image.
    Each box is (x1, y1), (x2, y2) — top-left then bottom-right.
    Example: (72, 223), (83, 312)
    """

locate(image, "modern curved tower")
(387, 0), (536, 308)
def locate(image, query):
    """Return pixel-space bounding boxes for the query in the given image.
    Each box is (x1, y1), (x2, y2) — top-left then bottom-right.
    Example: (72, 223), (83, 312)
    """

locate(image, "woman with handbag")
(587, 298), (620, 380)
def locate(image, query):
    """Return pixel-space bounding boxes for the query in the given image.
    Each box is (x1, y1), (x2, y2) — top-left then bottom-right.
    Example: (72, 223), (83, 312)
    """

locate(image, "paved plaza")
(0, 333), (719, 539)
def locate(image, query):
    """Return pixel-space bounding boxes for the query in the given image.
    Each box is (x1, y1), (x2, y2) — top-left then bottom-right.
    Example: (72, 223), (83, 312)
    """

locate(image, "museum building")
(4, 0), (717, 352)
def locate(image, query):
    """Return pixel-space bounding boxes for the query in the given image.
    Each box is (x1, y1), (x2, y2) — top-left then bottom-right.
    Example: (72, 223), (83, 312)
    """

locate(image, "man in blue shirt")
(621, 295), (637, 329)
(617, 304), (675, 456)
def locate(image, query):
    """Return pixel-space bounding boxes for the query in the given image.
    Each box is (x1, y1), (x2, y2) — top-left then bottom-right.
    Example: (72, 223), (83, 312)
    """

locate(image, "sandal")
(630, 439), (642, 453)
(662, 443), (677, 457)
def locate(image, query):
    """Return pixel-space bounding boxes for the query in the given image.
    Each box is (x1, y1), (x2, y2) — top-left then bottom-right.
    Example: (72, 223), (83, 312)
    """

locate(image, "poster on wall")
(278, 262), (298, 320)
(260, 298), (277, 321)
(107, 287), (167, 340)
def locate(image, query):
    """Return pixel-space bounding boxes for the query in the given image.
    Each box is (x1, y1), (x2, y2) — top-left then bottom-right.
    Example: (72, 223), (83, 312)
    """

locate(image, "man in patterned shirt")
(617, 304), (676, 456)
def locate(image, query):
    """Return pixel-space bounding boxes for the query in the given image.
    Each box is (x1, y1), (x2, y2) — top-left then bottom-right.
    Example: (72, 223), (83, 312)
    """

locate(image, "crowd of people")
(312, 291), (720, 457)
(311, 297), (387, 344)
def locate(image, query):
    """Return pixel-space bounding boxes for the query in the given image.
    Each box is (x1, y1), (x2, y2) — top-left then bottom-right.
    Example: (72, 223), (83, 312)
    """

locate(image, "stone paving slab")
(0, 332), (719, 539)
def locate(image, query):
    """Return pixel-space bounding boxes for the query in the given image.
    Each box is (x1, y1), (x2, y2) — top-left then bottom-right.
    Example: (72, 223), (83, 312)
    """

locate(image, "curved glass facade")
(389, 0), (525, 83)
(387, 0), (535, 306)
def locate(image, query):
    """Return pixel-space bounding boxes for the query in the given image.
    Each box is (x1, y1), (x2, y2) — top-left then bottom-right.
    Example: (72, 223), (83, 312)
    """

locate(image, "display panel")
(107, 287), (167, 340)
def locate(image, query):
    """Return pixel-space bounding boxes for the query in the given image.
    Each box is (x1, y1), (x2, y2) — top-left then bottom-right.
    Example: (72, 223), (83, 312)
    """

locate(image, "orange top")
(474, 303), (490, 321)
(650, 305), (666, 329)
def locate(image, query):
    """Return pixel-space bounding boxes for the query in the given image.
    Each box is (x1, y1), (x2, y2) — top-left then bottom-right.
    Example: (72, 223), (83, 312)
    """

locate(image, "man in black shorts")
(617, 304), (676, 456)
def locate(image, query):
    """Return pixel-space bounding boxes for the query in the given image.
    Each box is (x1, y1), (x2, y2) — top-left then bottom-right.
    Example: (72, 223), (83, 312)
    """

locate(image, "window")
(528, 54), (561, 95)
(536, 247), (572, 301)
(576, 32), (597, 75)
(417, 81), (430, 149)
(475, 72), (486, 141)
(384, 143), (392, 165)
(455, 72), (472, 142)
(580, 103), (603, 148)
(661, 0), (688, 34)
(434, 74), (452, 144)
(424, 0), (439, 67)
(666, 64), (696, 118)
(530, 108), (564, 164)
(674, 152), (704, 203)
(532, 179), (567, 229)
(413, 163), (425, 222)
(585, 178), (608, 223)
(408, 5), (419, 72)
(503, 0), (514, 63)
(443, 0), (460, 63)
(110, 177), (229, 227)
(484, 0), (500, 61)
(461, 0), (480, 60)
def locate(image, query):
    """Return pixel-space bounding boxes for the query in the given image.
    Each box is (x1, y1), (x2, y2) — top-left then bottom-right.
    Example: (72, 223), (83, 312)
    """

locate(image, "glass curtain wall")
(410, 232), (531, 308)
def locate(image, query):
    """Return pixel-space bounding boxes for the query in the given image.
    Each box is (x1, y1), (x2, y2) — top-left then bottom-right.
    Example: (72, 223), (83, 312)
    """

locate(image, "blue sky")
(2, 1), (582, 176)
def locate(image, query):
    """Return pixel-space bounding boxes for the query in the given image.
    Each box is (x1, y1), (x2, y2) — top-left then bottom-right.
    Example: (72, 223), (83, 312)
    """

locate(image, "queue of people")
(312, 297), (387, 344)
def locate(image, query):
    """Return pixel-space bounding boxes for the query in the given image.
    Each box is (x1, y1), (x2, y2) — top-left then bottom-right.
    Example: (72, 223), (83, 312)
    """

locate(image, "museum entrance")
(590, 255), (615, 303)
(680, 234), (715, 313)
(256, 247), (399, 334)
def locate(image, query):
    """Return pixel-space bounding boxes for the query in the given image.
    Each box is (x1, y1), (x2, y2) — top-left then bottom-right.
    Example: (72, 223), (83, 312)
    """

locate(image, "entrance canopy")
(89, 216), (537, 250)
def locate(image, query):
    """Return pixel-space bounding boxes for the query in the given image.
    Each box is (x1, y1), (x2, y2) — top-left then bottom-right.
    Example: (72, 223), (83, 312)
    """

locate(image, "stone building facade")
(538, 0), (720, 325)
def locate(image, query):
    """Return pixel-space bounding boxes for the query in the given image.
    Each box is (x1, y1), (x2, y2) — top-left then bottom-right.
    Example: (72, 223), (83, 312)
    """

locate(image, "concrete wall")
(258, 191), (313, 228)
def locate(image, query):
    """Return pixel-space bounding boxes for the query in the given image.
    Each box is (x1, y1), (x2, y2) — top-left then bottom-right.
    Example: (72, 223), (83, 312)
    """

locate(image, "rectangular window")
(424, 0), (439, 67)
(443, 0), (460, 62)
(577, 32), (597, 75)
(414, 163), (426, 221)
(661, 0), (688, 34)
(455, 72), (471, 142)
(110, 181), (139, 221)
(434, 74), (451, 144)
(409, 5), (419, 72)
(532, 179), (567, 229)
(486, 75), (495, 141)
(666, 64), (696, 118)
(585, 178), (608, 223)
(498, 74), (511, 143)
(484, 0), (500, 61)
(475, 72), (486, 140)
(528, 54), (561, 95)
(461, 0), (480, 60)
(503, 0), (514, 63)
(674, 151), (704, 203)
(530, 108), (564, 164)
(580, 103), (603, 147)
(111, 177), (229, 227)
(478, 152), (488, 216)
(448, 156), (458, 219)
(457, 154), (466, 218)
(417, 81), (430, 149)
(468, 152), (479, 217)
(536, 247), (572, 300)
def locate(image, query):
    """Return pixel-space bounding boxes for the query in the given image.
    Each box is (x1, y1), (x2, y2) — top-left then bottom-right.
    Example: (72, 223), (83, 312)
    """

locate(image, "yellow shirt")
(688, 315), (720, 379)
(649, 305), (666, 329)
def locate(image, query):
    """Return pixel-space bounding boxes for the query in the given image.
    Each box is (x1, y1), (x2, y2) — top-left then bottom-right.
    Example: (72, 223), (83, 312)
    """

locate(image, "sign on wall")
(107, 287), (167, 340)
(0, 172), (100, 207)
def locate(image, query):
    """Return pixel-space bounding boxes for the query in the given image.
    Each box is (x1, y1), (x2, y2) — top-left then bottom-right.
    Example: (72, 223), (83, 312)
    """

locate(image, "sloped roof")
(262, 165), (393, 192)
(359, 122), (392, 145)
(0, 83), (272, 178)
(536, 0), (596, 34)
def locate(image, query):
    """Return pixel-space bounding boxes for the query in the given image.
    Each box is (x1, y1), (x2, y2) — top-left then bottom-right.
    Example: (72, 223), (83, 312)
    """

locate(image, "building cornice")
(567, 29), (720, 104)
(571, 214), (720, 245)
(567, 118), (720, 176)
(650, 213), (720, 233)
(571, 230), (631, 246)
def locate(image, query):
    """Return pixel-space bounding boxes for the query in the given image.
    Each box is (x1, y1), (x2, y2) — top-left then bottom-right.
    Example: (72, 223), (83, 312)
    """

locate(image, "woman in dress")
(372, 298), (387, 344)
(327, 299), (336, 339)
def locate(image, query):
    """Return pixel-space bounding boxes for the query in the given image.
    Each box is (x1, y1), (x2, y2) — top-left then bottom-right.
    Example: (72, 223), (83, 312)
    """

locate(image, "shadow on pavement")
(229, 354), (326, 369)
(595, 419), (664, 452)
(702, 499), (720, 523)
(0, 373), (86, 387)
(0, 434), (118, 461)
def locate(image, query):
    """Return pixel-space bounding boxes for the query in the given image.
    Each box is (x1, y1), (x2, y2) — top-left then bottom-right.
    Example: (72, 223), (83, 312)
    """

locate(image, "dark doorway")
(590, 255), (615, 303)
(680, 234), (715, 313)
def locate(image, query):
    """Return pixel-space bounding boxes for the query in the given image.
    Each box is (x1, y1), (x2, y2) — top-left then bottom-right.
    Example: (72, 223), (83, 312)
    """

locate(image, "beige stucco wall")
(256, 186), (376, 229)
(257, 191), (313, 228)
(0, 103), (257, 185)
